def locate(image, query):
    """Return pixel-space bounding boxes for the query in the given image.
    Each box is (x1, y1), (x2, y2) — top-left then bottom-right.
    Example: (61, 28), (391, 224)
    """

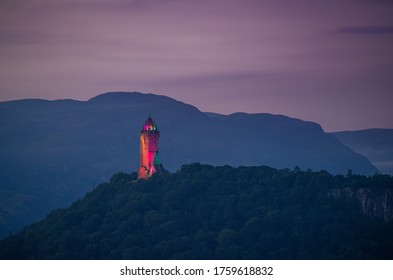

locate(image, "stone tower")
(138, 115), (160, 179)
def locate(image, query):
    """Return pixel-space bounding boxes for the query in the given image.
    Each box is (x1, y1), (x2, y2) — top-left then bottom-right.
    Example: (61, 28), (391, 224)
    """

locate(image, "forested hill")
(1, 164), (393, 260)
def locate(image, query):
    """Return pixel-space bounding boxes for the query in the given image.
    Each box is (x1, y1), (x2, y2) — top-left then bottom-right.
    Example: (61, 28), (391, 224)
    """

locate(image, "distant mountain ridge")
(0, 91), (377, 238)
(332, 129), (393, 175)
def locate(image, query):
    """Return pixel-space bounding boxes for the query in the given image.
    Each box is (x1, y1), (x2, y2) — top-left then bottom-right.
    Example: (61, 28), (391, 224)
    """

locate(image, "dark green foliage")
(1, 164), (392, 260)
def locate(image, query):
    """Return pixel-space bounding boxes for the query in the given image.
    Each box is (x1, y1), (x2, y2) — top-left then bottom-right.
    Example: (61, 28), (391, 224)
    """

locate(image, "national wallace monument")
(138, 115), (163, 179)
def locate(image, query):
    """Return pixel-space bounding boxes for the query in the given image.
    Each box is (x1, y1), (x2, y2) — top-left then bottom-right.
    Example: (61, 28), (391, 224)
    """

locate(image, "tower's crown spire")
(142, 115), (158, 132)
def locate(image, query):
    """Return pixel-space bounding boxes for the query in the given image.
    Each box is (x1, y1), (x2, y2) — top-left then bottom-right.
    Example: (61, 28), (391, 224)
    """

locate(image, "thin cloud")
(336, 25), (393, 34)
(155, 70), (282, 86)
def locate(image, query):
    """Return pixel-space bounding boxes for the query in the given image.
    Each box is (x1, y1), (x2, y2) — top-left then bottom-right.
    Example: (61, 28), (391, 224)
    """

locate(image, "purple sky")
(1, 0), (392, 131)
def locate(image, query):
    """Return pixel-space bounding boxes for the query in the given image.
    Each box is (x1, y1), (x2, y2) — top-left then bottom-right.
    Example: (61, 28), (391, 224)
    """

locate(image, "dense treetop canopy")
(1, 163), (392, 260)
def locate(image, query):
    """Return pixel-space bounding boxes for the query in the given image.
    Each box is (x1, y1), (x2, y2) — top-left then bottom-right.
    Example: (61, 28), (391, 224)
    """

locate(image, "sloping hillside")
(333, 129), (393, 175)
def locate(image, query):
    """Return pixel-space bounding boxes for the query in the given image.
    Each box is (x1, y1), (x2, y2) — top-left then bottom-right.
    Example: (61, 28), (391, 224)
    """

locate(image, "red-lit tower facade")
(138, 115), (160, 179)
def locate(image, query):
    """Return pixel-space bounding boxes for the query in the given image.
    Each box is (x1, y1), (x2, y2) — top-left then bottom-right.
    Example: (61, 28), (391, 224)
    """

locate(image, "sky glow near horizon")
(0, 0), (392, 131)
